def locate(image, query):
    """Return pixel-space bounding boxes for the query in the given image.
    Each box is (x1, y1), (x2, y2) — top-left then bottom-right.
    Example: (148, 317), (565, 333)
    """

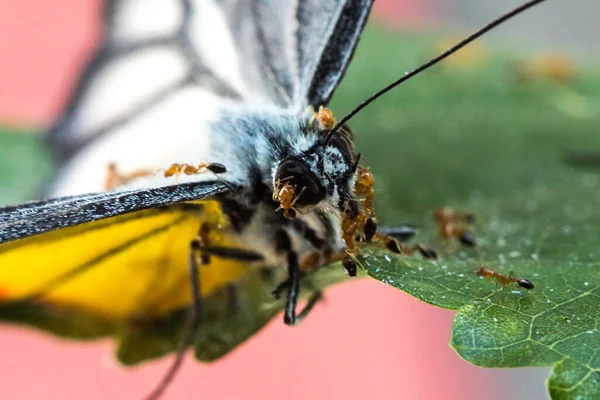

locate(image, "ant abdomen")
(517, 279), (535, 290)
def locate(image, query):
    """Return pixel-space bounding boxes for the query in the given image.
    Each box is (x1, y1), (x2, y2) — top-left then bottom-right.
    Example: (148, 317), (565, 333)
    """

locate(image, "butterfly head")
(273, 124), (358, 219)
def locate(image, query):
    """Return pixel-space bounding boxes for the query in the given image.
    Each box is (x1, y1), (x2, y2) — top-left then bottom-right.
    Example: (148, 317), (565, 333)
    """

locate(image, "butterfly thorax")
(205, 107), (360, 264)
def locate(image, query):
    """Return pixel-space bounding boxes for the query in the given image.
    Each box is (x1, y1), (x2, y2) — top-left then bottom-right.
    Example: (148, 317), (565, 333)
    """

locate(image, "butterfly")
(0, 0), (547, 398)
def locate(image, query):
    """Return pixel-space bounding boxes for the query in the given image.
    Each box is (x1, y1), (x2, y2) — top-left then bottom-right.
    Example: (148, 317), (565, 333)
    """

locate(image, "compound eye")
(275, 159), (326, 206)
(327, 131), (356, 167)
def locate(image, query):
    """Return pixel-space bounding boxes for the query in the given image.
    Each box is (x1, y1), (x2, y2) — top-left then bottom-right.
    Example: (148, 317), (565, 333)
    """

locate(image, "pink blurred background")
(0, 1), (547, 399)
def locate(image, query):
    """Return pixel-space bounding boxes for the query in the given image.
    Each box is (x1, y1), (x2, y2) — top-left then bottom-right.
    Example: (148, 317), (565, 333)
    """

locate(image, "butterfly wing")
(0, 181), (229, 242)
(0, 182), (252, 340)
(45, 0), (373, 162)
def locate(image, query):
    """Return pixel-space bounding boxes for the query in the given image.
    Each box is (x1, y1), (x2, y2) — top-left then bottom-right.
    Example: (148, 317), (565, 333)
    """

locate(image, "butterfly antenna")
(325, 0), (548, 143)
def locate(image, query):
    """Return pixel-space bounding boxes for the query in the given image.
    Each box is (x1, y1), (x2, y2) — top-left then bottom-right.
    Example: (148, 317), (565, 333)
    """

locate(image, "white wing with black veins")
(46, 0), (373, 161)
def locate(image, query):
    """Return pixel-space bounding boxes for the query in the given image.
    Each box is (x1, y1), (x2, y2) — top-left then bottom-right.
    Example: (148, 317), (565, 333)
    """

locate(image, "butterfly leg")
(146, 226), (263, 400)
(295, 291), (323, 324)
(200, 246), (263, 315)
(271, 229), (304, 326)
(272, 254), (333, 325)
(144, 239), (204, 400)
(272, 275), (324, 326)
(284, 239), (301, 325)
(275, 215), (335, 325)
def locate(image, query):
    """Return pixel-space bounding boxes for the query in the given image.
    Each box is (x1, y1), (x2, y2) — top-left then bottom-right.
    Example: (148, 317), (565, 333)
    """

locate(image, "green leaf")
(336, 28), (600, 399)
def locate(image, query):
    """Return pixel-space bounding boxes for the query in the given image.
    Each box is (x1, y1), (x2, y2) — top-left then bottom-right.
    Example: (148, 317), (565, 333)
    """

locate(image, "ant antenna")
(325, 0), (548, 143)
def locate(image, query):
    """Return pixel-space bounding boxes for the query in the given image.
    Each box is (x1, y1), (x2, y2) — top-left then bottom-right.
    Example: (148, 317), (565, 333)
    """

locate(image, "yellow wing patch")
(0, 201), (248, 319)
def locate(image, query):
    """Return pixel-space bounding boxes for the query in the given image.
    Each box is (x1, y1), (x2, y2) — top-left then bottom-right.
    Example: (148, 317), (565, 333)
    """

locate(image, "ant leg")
(104, 163), (120, 190)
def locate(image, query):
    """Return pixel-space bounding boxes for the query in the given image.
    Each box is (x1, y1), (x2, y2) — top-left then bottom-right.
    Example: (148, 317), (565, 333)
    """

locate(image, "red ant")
(164, 162), (227, 178)
(476, 267), (534, 290)
(433, 208), (476, 247)
(340, 167), (437, 276)
(273, 178), (305, 220)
